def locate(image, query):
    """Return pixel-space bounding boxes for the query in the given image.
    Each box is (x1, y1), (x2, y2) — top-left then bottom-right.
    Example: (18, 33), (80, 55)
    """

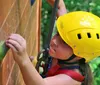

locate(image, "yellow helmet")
(56, 11), (100, 62)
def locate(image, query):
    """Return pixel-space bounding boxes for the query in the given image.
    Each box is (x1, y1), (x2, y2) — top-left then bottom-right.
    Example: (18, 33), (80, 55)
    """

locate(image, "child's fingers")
(6, 39), (21, 52)
(8, 34), (25, 46)
(6, 42), (17, 52)
(10, 34), (24, 41)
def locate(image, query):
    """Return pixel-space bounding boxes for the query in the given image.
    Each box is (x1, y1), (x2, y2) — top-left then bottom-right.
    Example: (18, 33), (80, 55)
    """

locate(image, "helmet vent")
(87, 33), (91, 38)
(77, 34), (81, 39)
(96, 33), (99, 39)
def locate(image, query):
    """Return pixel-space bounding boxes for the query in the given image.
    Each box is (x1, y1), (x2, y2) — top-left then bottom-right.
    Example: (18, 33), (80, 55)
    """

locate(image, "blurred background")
(41, 0), (100, 85)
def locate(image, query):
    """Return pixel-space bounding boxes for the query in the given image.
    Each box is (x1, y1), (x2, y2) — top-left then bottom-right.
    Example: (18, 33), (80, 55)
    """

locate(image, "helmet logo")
(80, 19), (91, 27)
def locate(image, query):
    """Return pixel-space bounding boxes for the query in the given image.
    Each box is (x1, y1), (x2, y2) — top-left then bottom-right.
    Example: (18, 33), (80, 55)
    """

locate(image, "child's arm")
(6, 34), (45, 85)
(47, 0), (67, 17)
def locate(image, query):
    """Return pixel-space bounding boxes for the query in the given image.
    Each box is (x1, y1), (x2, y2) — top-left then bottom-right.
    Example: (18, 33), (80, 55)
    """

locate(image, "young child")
(6, 0), (100, 85)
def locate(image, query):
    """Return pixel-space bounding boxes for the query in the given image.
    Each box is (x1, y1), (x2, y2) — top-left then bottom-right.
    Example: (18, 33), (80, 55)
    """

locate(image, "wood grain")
(0, 0), (41, 85)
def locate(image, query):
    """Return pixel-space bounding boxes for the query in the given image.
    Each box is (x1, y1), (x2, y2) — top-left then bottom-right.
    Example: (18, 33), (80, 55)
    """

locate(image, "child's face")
(49, 34), (73, 60)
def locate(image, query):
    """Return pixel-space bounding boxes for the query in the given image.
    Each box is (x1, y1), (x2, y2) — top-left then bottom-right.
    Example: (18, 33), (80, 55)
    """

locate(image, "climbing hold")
(0, 41), (9, 60)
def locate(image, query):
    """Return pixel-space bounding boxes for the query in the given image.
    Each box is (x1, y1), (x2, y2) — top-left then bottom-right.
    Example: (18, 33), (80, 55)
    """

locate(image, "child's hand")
(47, 0), (62, 7)
(47, 0), (57, 6)
(47, 0), (67, 17)
(47, 0), (65, 8)
(6, 34), (29, 65)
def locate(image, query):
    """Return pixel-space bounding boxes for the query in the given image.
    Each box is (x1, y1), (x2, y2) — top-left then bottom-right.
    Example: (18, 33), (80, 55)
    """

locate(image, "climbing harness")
(36, 0), (59, 77)
(46, 64), (84, 82)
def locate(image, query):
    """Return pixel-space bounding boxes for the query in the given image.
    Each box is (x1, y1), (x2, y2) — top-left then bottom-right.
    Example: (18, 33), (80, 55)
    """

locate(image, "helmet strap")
(58, 54), (79, 64)
(64, 54), (76, 61)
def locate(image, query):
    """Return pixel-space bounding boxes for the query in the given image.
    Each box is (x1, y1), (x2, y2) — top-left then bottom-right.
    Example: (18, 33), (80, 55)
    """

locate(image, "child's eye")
(63, 40), (66, 44)
(62, 40), (68, 45)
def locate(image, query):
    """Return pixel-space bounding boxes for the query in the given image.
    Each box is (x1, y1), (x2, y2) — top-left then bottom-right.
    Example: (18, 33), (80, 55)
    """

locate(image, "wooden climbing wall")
(0, 0), (41, 85)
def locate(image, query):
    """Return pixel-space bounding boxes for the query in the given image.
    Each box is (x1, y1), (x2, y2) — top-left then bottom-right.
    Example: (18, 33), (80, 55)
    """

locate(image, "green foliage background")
(41, 0), (100, 85)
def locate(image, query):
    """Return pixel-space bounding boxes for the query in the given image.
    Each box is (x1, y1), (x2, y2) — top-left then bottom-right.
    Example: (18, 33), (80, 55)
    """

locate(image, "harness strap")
(60, 65), (80, 69)
(47, 64), (84, 82)
(55, 69), (84, 82)
(47, 64), (60, 76)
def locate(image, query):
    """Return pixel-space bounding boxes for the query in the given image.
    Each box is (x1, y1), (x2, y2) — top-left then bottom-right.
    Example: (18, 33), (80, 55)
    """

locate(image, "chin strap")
(58, 54), (79, 64)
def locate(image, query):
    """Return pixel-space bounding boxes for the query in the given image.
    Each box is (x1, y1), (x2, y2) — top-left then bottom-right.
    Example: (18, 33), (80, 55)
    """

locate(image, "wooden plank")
(15, 70), (25, 85)
(0, 0), (20, 40)
(17, 0), (28, 16)
(0, 0), (15, 27)
(0, 0), (41, 85)
(16, 0), (31, 36)
(1, 50), (14, 85)
(0, 0), (19, 84)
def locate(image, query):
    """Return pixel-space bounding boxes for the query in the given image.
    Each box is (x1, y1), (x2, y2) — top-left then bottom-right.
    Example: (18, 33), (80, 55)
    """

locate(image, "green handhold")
(0, 41), (9, 60)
